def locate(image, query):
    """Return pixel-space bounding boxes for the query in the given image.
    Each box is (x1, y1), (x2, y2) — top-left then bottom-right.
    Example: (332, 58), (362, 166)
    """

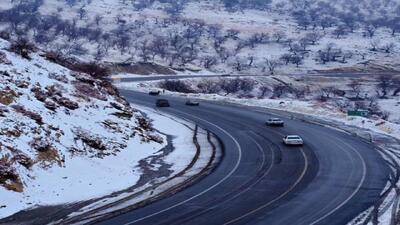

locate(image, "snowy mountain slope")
(1, 0), (399, 75)
(0, 38), (166, 218)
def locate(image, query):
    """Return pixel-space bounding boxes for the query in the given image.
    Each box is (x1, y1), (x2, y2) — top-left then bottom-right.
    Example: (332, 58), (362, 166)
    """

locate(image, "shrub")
(197, 79), (221, 94)
(9, 38), (35, 59)
(159, 80), (193, 93)
(0, 51), (11, 64)
(43, 52), (110, 79)
(220, 78), (255, 94)
(71, 62), (110, 79)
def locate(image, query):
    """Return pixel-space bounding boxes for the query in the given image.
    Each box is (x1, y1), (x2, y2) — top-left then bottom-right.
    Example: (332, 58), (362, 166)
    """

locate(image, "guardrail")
(260, 107), (400, 225)
(349, 131), (400, 225)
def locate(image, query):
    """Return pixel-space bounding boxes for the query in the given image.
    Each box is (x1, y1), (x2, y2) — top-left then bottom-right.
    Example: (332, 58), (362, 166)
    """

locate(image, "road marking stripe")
(224, 147), (309, 225)
(201, 133), (274, 208)
(164, 133), (275, 224)
(126, 95), (366, 225)
(122, 109), (243, 225)
(292, 131), (356, 224)
(308, 138), (367, 225)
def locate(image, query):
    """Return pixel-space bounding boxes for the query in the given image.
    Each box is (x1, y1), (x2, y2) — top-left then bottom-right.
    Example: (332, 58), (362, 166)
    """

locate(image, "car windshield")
(287, 136), (301, 140)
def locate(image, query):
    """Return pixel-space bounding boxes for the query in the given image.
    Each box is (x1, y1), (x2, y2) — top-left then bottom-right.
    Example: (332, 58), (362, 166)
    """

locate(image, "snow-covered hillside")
(1, 0), (399, 75)
(0, 38), (166, 218)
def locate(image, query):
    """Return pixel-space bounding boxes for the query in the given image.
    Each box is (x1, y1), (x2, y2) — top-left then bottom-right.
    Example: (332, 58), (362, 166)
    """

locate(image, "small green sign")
(347, 110), (369, 117)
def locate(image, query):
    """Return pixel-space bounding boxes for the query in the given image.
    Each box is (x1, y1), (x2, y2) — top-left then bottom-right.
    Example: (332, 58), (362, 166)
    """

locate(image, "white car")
(283, 135), (304, 146)
(266, 118), (284, 126)
(185, 100), (200, 106)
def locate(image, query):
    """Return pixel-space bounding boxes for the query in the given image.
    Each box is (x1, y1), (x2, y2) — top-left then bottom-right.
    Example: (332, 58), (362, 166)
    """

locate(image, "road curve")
(98, 90), (389, 225)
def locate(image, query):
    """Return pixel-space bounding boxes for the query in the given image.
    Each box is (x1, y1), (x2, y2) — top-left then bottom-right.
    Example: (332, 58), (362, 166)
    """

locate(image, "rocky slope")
(0, 38), (163, 217)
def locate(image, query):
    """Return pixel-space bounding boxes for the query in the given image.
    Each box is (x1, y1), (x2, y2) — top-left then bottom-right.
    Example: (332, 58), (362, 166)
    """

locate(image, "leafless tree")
(201, 56), (218, 69)
(364, 24), (376, 38)
(304, 32), (321, 45)
(265, 58), (281, 75)
(258, 86), (271, 98)
(348, 80), (363, 99)
(9, 38), (36, 59)
(382, 43), (395, 53)
(272, 84), (290, 98)
(370, 39), (380, 51)
(319, 86), (337, 100)
(375, 75), (392, 98)
(273, 31), (286, 43)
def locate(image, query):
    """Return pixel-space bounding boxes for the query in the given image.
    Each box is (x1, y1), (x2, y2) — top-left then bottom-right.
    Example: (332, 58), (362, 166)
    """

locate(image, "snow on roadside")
(135, 105), (198, 175)
(61, 105), (218, 224)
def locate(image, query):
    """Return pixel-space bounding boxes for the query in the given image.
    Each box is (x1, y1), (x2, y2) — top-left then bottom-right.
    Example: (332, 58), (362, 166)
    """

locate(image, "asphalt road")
(118, 75), (245, 82)
(117, 72), (399, 83)
(98, 90), (389, 225)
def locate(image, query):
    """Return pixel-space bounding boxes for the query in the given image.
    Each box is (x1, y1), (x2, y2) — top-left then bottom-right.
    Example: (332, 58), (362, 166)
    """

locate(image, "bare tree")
(258, 86), (271, 98)
(319, 86), (337, 100)
(272, 84), (290, 98)
(348, 80), (363, 99)
(201, 56), (218, 69)
(332, 25), (348, 38)
(370, 39), (380, 51)
(382, 43), (395, 53)
(9, 38), (36, 59)
(392, 78), (400, 96)
(375, 75), (392, 98)
(304, 32), (321, 45)
(137, 40), (151, 62)
(265, 58), (281, 75)
(273, 31), (286, 43)
(364, 24), (376, 38)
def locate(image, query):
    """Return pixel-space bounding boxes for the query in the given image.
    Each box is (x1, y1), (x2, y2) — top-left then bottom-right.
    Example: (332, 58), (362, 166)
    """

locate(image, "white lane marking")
(225, 133), (272, 199)
(293, 133), (357, 224)
(308, 138), (367, 225)
(122, 109), (243, 225)
(200, 133), (275, 211)
(134, 96), (368, 225)
(252, 107), (369, 224)
(224, 147), (309, 225)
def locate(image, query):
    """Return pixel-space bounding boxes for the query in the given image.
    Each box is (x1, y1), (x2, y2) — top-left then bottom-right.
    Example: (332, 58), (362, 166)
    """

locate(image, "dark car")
(185, 100), (200, 106)
(156, 99), (170, 107)
(149, 90), (161, 96)
(266, 118), (284, 126)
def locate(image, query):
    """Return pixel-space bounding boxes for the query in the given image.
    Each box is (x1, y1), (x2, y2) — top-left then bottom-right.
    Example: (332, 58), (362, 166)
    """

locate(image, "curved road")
(98, 89), (389, 225)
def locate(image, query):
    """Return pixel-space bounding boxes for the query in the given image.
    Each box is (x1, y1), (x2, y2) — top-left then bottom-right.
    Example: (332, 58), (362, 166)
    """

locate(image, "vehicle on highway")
(156, 99), (170, 107)
(283, 135), (304, 146)
(221, 74), (231, 77)
(266, 118), (284, 126)
(149, 90), (161, 95)
(185, 100), (200, 106)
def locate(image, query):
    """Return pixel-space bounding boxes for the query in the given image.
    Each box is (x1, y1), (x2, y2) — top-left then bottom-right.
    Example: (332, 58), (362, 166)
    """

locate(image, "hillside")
(0, 37), (165, 218)
(0, 0), (399, 74)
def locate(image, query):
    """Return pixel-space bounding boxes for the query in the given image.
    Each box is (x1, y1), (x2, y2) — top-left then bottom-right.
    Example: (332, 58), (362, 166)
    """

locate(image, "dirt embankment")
(108, 62), (176, 75)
